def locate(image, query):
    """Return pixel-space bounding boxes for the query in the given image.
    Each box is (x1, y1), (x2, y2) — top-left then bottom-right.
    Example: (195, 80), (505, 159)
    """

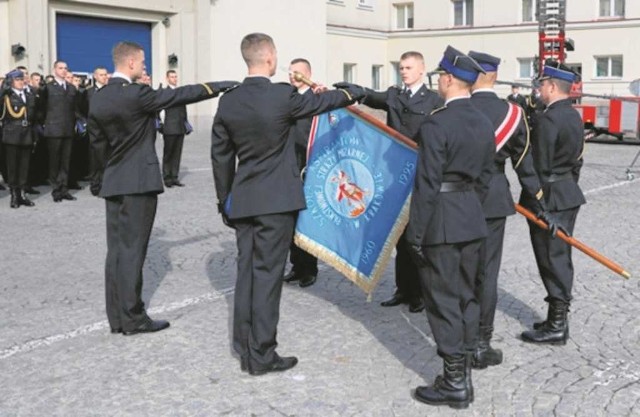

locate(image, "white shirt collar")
(472, 88), (495, 95)
(111, 72), (132, 83)
(54, 77), (66, 87)
(404, 83), (424, 97)
(297, 86), (310, 95)
(12, 88), (25, 96)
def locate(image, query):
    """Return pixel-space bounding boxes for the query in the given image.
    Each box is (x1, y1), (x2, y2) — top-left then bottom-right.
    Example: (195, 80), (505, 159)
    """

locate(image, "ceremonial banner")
(294, 108), (418, 295)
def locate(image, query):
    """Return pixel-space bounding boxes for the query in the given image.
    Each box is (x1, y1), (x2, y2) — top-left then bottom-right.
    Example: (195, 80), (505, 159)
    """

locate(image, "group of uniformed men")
(14, 34), (583, 410)
(0, 63), (191, 208)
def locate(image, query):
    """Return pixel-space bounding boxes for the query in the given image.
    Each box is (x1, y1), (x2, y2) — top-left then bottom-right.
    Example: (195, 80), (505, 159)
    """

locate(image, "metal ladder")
(537, 0), (567, 74)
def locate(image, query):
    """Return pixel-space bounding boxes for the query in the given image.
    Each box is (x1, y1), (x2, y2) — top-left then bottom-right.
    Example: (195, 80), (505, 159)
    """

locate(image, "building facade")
(1, 0), (638, 125)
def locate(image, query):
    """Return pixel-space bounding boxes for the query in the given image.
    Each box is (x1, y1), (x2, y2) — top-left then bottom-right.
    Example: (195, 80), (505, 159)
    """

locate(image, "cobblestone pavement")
(1, 125), (639, 416)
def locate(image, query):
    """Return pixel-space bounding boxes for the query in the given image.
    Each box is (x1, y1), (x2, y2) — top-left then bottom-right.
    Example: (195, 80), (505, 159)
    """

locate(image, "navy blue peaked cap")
(5, 69), (24, 79)
(539, 59), (576, 83)
(468, 51), (501, 72)
(433, 45), (485, 84)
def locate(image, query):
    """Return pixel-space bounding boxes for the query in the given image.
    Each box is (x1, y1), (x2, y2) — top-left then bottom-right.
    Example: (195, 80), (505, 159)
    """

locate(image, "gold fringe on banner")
(294, 194), (412, 299)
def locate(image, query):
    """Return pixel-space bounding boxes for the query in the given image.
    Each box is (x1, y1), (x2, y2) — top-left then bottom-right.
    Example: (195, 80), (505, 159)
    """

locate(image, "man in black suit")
(161, 70), (189, 187)
(1, 69), (38, 208)
(467, 51), (560, 369)
(406, 46), (494, 409)
(520, 61), (585, 345)
(89, 41), (236, 336)
(84, 66), (108, 186)
(211, 33), (364, 376)
(361, 51), (443, 314)
(26, 72), (47, 192)
(506, 84), (527, 109)
(282, 58), (319, 288)
(39, 60), (80, 202)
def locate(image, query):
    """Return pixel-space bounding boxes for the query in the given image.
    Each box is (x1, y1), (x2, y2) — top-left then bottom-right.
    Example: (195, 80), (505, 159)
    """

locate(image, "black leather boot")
(18, 188), (35, 207)
(521, 300), (569, 345)
(472, 325), (503, 369)
(10, 188), (19, 208)
(414, 355), (470, 409)
(465, 353), (474, 403)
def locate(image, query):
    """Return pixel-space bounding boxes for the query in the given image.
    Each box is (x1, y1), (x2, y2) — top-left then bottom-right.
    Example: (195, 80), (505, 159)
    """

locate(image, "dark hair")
(240, 33), (275, 67)
(16, 65), (28, 72)
(551, 78), (572, 94)
(290, 58), (311, 71)
(53, 60), (66, 68)
(112, 41), (144, 67)
(30, 72), (42, 79)
(166, 69), (177, 77)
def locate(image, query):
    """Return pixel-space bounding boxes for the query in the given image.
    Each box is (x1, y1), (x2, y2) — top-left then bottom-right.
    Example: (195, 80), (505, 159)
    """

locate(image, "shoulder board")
(430, 106), (447, 115)
(223, 84), (240, 94)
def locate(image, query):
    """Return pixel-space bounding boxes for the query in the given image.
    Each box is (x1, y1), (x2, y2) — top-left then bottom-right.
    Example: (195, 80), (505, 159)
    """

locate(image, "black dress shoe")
(61, 192), (77, 201)
(172, 180), (185, 187)
(0, 183), (5, 190)
(24, 186), (40, 195)
(380, 292), (407, 307)
(122, 318), (170, 336)
(409, 298), (425, 313)
(110, 328), (123, 334)
(53, 195), (63, 202)
(299, 274), (317, 288)
(164, 181), (174, 188)
(283, 271), (300, 283)
(248, 355), (298, 376)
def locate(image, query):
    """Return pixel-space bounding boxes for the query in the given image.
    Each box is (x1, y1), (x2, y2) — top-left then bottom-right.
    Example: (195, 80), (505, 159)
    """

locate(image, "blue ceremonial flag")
(294, 107), (418, 295)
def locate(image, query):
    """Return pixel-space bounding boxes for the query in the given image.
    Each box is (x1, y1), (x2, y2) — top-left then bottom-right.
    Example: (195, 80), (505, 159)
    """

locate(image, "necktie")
(20, 93), (25, 102)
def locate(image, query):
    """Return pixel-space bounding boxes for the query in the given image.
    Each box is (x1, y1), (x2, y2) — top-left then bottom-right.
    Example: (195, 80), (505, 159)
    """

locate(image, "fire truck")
(537, 0), (640, 142)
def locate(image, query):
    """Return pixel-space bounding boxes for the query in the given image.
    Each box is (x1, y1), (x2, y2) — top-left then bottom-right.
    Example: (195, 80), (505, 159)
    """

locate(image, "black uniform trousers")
(162, 134), (185, 183)
(28, 129), (48, 186)
(47, 136), (73, 196)
(395, 229), (422, 301)
(528, 207), (579, 303)
(69, 136), (90, 183)
(476, 217), (507, 327)
(233, 212), (295, 368)
(5, 144), (31, 188)
(105, 193), (158, 331)
(289, 212), (318, 276)
(419, 239), (483, 358)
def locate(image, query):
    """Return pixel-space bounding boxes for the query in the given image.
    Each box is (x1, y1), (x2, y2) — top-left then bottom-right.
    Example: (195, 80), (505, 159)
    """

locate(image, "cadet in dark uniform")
(161, 70), (189, 187)
(406, 46), (494, 409)
(467, 51), (559, 368)
(211, 33), (364, 376)
(1, 69), (37, 208)
(520, 61), (585, 345)
(89, 41), (235, 336)
(506, 84), (527, 108)
(282, 58), (319, 288)
(39, 60), (80, 202)
(362, 51), (443, 313)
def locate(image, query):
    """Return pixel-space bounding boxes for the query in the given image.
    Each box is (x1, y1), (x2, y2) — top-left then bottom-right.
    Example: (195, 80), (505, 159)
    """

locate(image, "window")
(522, 0), (536, 22)
(395, 3), (414, 29)
(358, 0), (374, 9)
(343, 63), (356, 83)
(390, 61), (401, 85)
(599, 0), (625, 17)
(595, 56), (623, 77)
(371, 65), (382, 90)
(453, 0), (473, 26)
(518, 58), (535, 79)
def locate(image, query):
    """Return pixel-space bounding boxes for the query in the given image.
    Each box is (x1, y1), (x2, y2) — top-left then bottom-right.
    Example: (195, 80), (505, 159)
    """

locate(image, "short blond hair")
(240, 33), (275, 67)
(112, 41), (143, 67)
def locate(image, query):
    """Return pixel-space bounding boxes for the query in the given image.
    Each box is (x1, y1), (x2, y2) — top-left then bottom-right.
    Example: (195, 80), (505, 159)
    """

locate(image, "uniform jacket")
(362, 84), (443, 142)
(88, 77), (220, 198)
(162, 86), (189, 135)
(471, 90), (542, 218)
(406, 98), (495, 246)
(507, 93), (527, 109)
(211, 76), (354, 219)
(289, 88), (314, 170)
(1, 89), (37, 146)
(40, 80), (79, 138)
(520, 98), (585, 211)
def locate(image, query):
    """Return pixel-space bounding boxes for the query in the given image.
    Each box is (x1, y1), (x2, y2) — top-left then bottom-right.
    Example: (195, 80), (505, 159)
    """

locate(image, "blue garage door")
(56, 14), (152, 74)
